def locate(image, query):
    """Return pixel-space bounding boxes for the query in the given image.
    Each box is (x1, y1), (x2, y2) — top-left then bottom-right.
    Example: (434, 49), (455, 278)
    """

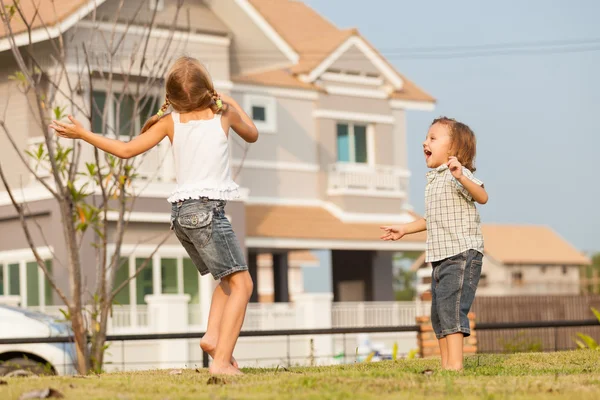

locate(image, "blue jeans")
(430, 249), (483, 339)
(171, 198), (248, 280)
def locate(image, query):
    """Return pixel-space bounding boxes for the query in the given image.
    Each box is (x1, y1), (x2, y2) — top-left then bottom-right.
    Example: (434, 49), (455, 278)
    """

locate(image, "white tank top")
(167, 111), (239, 203)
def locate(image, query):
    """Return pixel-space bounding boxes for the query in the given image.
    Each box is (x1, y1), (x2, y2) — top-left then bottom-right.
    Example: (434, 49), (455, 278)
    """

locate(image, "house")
(0, 0), (435, 321)
(411, 225), (591, 297)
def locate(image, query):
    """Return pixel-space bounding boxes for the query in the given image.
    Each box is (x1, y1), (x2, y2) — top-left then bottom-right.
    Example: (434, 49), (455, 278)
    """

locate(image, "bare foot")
(209, 362), (243, 376)
(200, 337), (239, 369)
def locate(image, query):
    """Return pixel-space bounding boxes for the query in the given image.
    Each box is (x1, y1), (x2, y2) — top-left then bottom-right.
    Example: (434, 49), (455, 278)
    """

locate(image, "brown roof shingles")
(410, 224), (591, 269)
(0, 0), (91, 39)
(239, 0), (434, 103)
(246, 204), (426, 243)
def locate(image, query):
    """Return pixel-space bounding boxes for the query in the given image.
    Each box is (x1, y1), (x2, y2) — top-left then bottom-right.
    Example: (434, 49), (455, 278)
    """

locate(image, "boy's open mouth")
(424, 149), (432, 159)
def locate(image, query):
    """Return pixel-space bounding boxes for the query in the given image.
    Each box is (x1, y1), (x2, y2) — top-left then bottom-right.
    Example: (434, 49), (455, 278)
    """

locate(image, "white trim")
(321, 202), (415, 224)
(305, 36), (404, 90)
(76, 20), (231, 46)
(327, 188), (408, 199)
(234, 0), (299, 64)
(0, 247), (54, 262)
(367, 125), (376, 166)
(325, 85), (388, 99)
(246, 237), (425, 251)
(389, 99), (435, 111)
(232, 83), (318, 100)
(116, 244), (190, 256)
(214, 80), (234, 91)
(125, 182), (250, 202)
(0, 185), (54, 206)
(0, 0), (107, 52)
(321, 72), (383, 86)
(231, 159), (320, 173)
(105, 211), (171, 223)
(314, 109), (394, 125)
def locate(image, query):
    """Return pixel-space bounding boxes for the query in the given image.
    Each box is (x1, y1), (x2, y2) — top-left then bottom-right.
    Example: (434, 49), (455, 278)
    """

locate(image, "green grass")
(2, 351), (600, 399)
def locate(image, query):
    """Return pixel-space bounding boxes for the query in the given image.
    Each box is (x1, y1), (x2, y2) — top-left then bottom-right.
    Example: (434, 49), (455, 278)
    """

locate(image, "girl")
(50, 56), (258, 376)
(380, 117), (488, 371)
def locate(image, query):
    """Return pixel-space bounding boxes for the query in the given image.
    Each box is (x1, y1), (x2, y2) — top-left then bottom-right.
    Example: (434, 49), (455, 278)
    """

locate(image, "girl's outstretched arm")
(220, 94), (259, 143)
(50, 115), (170, 159)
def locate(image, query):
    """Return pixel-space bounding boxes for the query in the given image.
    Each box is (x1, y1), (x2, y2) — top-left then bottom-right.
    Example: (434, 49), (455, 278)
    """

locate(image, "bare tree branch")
(0, 121), (60, 198)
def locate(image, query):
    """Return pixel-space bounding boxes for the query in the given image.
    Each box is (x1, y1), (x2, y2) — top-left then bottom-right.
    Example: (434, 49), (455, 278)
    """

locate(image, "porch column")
(248, 252), (259, 303)
(146, 294), (190, 369)
(272, 252), (289, 303)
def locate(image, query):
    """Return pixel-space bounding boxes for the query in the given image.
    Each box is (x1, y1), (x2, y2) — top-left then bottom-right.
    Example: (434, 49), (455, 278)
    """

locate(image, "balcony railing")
(328, 163), (410, 197)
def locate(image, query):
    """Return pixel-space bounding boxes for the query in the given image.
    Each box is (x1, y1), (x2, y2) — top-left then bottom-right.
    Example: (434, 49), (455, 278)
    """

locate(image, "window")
(113, 258), (130, 305)
(562, 265), (568, 275)
(336, 123), (368, 163)
(111, 254), (201, 306)
(91, 91), (158, 136)
(136, 258), (154, 305)
(252, 106), (266, 122)
(26, 262), (40, 307)
(244, 94), (277, 133)
(0, 254), (53, 307)
(8, 263), (20, 295)
(479, 273), (488, 288)
(512, 271), (523, 286)
(161, 258), (178, 294)
(541, 265), (547, 274)
(183, 258), (200, 304)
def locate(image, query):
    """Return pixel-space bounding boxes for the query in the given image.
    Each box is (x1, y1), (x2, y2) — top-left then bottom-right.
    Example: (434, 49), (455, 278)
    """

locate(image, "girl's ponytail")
(210, 89), (225, 113)
(141, 97), (170, 134)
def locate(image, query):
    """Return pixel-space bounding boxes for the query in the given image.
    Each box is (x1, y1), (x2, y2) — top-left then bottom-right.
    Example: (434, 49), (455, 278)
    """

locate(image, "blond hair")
(141, 57), (223, 134)
(431, 116), (477, 172)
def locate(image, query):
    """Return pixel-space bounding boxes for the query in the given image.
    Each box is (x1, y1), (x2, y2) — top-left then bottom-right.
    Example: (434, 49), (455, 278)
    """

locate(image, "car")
(0, 305), (77, 376)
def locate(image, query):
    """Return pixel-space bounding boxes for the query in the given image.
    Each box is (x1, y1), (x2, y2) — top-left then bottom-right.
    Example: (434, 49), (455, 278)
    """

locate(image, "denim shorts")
(430, 249), (483, 339)
(170, 198), (248, 280)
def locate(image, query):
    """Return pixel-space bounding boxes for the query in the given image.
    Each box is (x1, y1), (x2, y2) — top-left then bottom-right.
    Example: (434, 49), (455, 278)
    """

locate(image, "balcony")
(328, 163), (410, 198)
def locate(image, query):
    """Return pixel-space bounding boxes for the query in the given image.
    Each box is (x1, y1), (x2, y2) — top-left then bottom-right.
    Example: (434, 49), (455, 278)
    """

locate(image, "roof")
(246, 204), (427, 243)
(231, 68), (320, 91)
(237, 0), (434, 103)
(482, 225), (591, 265)
(410, 225), (591, 270)
(0, 0), (93, 39)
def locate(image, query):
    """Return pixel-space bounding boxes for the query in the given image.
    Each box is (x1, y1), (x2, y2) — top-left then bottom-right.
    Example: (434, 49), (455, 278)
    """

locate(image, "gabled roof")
(241, 0), (434, 103)
(410, 225), (591, 270)
(0, 0), (104, 51)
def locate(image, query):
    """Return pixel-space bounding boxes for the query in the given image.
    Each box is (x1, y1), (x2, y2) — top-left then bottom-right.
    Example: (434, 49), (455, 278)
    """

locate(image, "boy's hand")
(380, 225), (406, 241)
(447, 156), (463, 180)
(50, 115), (86, 139)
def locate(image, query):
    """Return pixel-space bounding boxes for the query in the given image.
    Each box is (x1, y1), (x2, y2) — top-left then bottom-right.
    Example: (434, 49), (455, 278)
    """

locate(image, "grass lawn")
(1, 350), (600, 399)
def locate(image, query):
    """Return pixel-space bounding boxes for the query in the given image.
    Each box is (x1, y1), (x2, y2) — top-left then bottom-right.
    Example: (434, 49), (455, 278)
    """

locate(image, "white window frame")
(335, 122), (375, 167)
(107, 245), (203, 307)
(243, 94), (277, 134)
(0, 247), (54, 310)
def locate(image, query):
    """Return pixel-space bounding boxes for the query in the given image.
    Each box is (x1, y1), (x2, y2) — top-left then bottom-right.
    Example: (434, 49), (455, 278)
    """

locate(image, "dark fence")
(1, 320), (598, 371)
(472, 295), (600, 353)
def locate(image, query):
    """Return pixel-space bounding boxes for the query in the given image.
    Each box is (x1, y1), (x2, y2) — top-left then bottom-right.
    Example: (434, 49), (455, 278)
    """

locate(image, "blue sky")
(304, 0), (600, 254)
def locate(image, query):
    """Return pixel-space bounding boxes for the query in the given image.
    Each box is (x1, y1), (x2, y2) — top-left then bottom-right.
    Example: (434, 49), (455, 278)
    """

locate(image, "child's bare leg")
(200, 280), (239, 368)
(438, 337), (449, 369)
(445, 333), (464, 371)
(209, 271), (253, 376)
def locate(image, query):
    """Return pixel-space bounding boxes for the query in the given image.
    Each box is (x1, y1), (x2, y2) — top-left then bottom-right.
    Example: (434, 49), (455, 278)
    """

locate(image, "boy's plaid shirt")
(424, 164), (484, 263)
